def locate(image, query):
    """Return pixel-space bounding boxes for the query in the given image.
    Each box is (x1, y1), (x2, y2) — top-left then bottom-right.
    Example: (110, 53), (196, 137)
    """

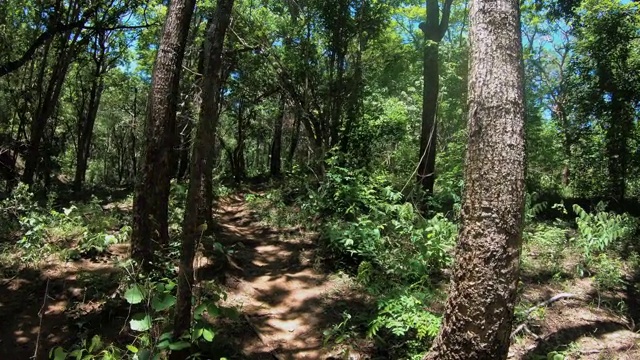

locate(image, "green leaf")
(193, 326), (203, 339)
(133, 349), (151, 360)
(88, 335), (102, 352)
(151, 293), (176, 311)
(194, 303), (207, 319)
(124, 284), (145, 304)
(130, 313), (152, 332)
(126, 345), (138, 353)
(207, 303), (221, 317)
(202, 327), (215, 342)
(50, 347), (68, 360)
(168, 341), (191, 350)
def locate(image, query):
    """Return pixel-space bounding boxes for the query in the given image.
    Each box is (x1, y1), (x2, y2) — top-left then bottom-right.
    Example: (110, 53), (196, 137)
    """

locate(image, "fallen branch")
(511, 293), (577, 339)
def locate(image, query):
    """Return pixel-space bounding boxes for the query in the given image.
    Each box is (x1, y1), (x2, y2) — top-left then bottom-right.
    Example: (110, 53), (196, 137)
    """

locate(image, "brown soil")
(0, 245), (129, 359)
(508, 276), (640, 359)
(2, 191), (639, 360)
(205, 194), (375, 359)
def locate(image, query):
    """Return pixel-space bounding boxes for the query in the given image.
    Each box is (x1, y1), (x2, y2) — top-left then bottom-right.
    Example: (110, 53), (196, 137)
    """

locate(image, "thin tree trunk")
(270, 96), (284, 177)
(173, 0), (235, 341)
(424, 0), (526, 358)
(131, 0), (196, 270)
(417, 0), (453, 194)
(23, 32), (79, 186)
(74, 62), (106, 193)
(130, 87), (138, 182)
(287, 110), (301, 169)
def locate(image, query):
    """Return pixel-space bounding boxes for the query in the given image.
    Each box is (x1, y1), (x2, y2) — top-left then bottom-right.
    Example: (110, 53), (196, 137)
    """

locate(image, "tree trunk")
(173, 0), (234, 341)
(424, 0), (526, 358)
(131, 0), (196, 270)
(287, 110), (301, 169)
(270, 97), (285, 177)
(74, 55), (106, 193)
(417, 0), (453, 194)
(605, 92), (630, 202)
(23, 32), (79, 186)
(130, 87), (138, 182)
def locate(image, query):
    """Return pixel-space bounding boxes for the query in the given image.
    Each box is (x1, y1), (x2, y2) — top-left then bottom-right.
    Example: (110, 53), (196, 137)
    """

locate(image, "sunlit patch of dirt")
(509, 276), (640, 359)
(208, 193), (376, 359)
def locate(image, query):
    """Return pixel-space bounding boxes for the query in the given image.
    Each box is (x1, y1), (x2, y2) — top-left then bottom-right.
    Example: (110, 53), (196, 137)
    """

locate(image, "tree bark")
(270, 96), (285, 177)
(23, 31), (81, 186)
(424, 0), (526, 359)
(131, 0), (196, 270)
(417, 0), (453, 194)
(173, 0), (235, 340)
(74, 36), (108, 193)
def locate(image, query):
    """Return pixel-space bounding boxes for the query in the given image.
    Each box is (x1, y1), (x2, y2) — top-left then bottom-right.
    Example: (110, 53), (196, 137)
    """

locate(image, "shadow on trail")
(521, 321), (632, 359)
(0, 262), (128, 359)
(202, 193), (378, 359)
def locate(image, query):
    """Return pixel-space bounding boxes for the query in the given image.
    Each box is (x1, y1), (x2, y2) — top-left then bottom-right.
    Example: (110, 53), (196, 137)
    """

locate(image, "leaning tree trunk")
(173, 0), (235, 341)
(424, 0), (526, 359)
(131, 0), (196, 270)
(416, 0), (453, 194)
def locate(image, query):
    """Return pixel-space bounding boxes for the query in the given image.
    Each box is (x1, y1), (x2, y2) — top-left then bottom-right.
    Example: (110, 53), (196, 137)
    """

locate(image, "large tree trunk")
(131, 0), (196, 270)
(417, 0), (453, 194)
(173, 0), (234, 341)
(424, 0), (526, 359)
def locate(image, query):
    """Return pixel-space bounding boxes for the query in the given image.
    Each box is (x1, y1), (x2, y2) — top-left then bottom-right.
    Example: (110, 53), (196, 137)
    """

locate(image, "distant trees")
(424, 0), (526, 358)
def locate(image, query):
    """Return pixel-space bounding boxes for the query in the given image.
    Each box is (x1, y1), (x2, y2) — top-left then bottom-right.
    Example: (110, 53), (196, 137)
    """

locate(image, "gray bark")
(424, 0), (526, 359)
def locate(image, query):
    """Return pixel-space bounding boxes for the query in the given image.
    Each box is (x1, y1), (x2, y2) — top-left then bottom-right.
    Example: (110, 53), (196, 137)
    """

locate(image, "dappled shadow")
(0, 260), (128, 359)
(200, 193), (379, 359)
(521, 321), (631, 359)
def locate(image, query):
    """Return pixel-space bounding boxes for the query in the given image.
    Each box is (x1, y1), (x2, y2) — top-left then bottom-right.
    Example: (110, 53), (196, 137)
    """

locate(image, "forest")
(0, 0), (639, 359)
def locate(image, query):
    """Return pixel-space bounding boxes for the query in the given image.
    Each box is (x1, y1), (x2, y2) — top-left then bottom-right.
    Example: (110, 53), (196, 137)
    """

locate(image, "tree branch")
(0, 4), (99, 77)
(510, 293), (578, 339)
(439, 0), (454, 41)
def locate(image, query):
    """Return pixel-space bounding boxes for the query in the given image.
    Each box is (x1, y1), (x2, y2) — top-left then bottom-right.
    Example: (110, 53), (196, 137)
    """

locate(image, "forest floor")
(0, 189), (639, 359)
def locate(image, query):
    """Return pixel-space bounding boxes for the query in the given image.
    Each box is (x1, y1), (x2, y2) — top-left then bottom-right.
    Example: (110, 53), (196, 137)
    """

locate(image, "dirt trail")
(207, 194), (372, 360)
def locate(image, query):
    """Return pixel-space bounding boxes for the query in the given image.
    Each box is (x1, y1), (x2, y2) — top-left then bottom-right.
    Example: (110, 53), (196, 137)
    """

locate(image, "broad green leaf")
(193, 326), (203, 339)
(126, 344), (138, 353)
(124, 284), (145, 304)
(151, 293), (176, 311)
(50, 347), (67, 360)
(130, 313), (152, 332)
(133, 349), (151, 360)
(202, 327), (215, 342)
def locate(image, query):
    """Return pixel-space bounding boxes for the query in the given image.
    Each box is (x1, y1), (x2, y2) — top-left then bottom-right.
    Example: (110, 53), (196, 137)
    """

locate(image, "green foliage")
(572, 204), (635, 261)
(318, 165), (456, 282)
(592, 254), (625, 292)
(50, 335), (125, 360)
(368, 290), (441, 341)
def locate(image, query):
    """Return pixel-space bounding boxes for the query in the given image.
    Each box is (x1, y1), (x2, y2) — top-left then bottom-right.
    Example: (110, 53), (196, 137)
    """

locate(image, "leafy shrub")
(572, 203), (635, 261)
(368, 291), (441, 341)
(592, 254), (625, 292)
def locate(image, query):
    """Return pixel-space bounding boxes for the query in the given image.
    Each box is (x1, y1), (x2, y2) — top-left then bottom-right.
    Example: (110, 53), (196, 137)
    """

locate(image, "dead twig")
(511, 293), (578, 339)
(33, 278), (50, 359)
